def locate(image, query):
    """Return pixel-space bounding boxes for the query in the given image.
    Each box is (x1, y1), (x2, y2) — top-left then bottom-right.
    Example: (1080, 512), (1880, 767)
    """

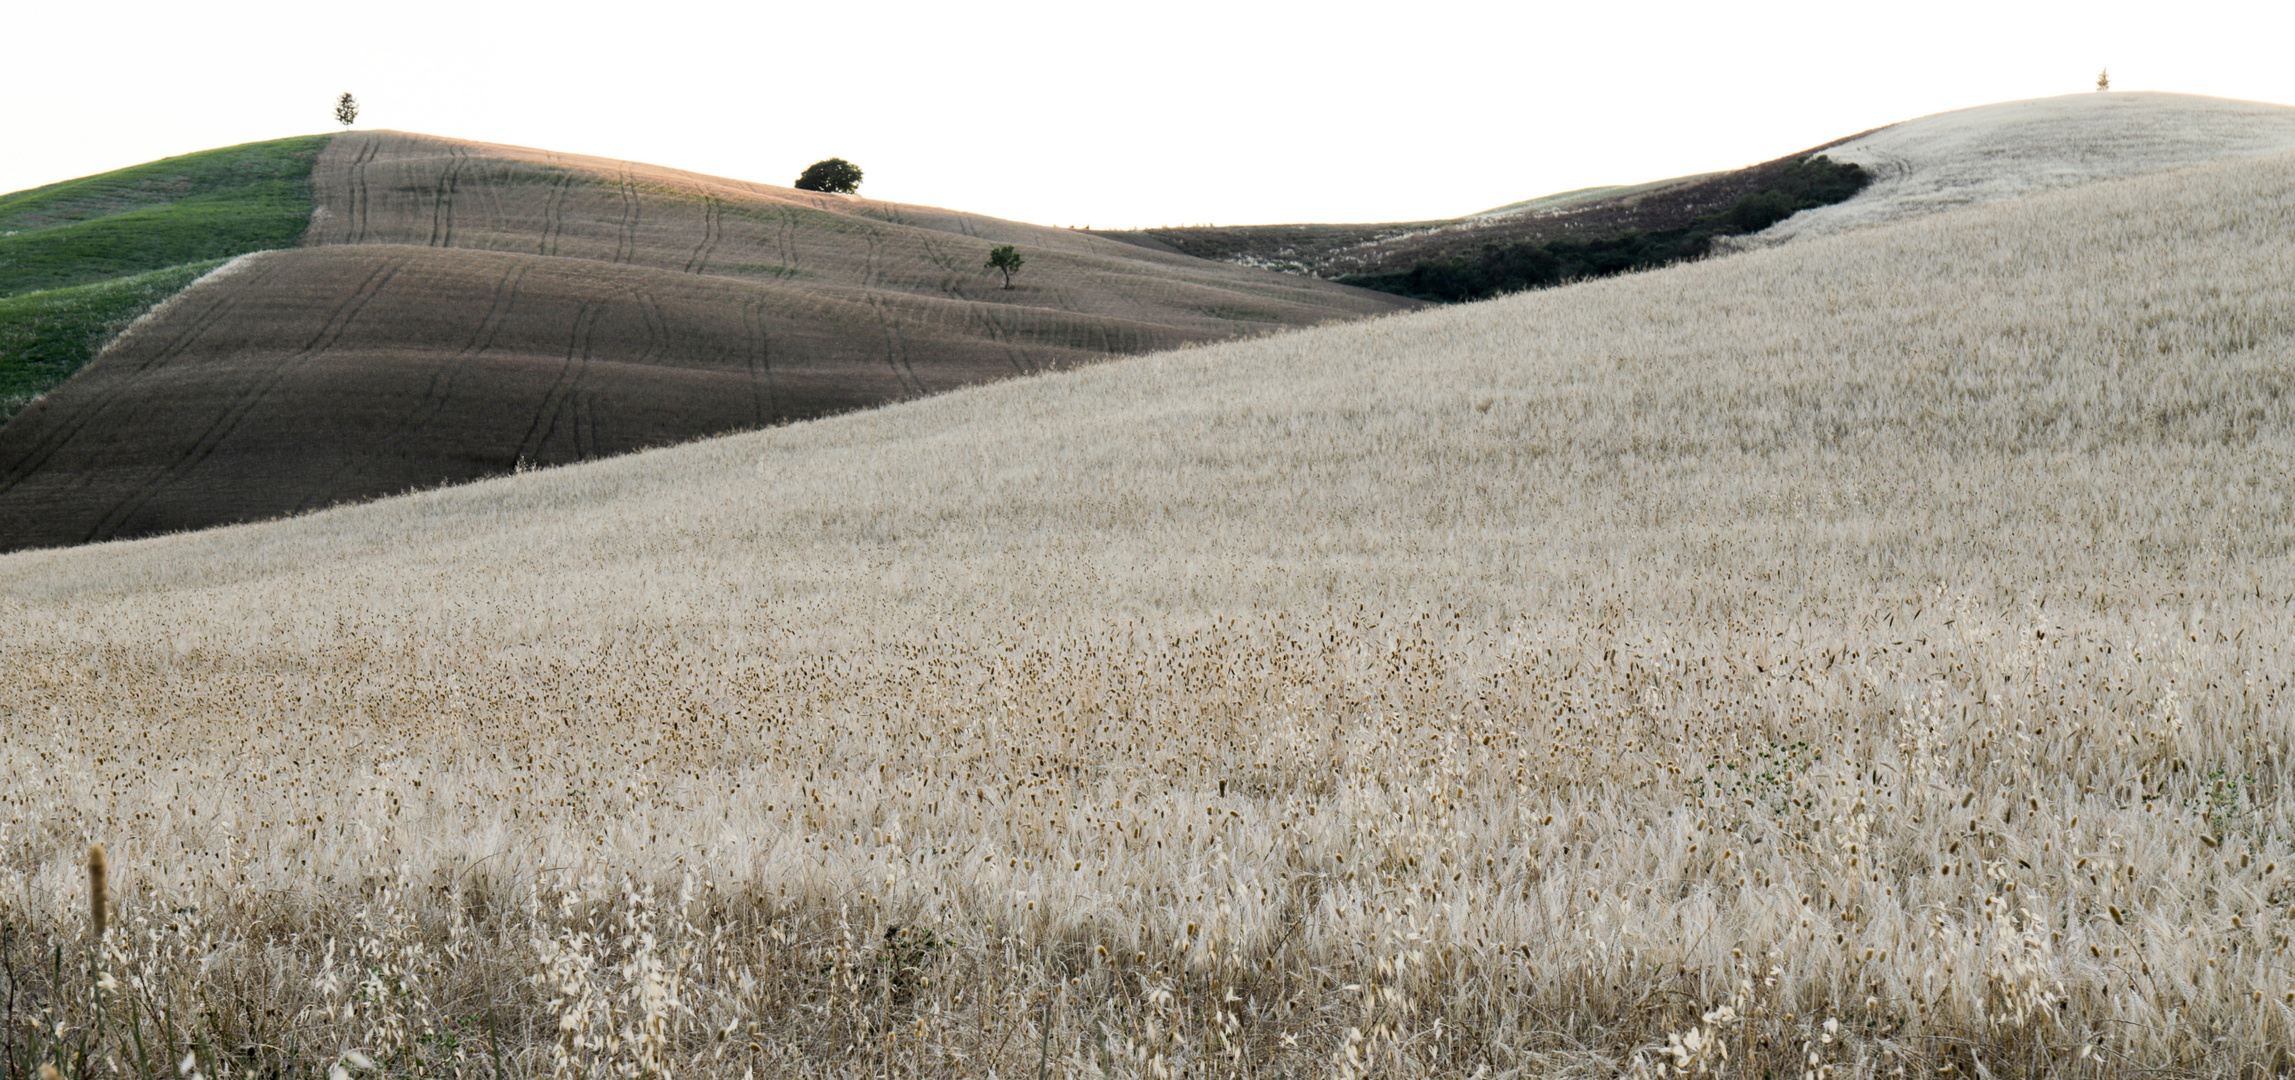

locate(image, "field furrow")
(682, 194), (721, 275)
(0, 131), (1409, 548)
(0, 255), (277, 491)
(740, 295), (775, 425)
(85, 256), (407, 540)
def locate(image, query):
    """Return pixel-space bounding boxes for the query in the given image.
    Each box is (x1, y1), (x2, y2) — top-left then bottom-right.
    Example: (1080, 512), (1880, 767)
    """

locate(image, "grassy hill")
(4, 101), (2292, 1075)
(0, 136), (328, 419)
(0, 132), (1411, 551)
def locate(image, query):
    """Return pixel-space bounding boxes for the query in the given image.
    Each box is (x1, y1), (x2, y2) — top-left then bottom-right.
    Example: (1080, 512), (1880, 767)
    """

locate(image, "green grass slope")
(0, 260), (225, 419)
(0, 136), (329, 421)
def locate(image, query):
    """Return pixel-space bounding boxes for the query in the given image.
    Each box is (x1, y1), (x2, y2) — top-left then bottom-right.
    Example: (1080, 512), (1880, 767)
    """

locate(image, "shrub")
(794, 158), (863, 194)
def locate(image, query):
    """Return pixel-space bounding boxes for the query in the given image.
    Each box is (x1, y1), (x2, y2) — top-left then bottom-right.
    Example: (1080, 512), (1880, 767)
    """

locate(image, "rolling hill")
(1741, 91), (2295, 247)
(0, 132), (1412, 551)
(1103, 142), (1863, 278)
(0, 136), (329, 421)
(1116, 91), (2295, 286)
(3, 94), (2292, 1075)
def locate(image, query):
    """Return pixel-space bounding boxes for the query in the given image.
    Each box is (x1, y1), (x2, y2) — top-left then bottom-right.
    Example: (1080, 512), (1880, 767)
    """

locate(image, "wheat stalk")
(87, 842), (107, 941)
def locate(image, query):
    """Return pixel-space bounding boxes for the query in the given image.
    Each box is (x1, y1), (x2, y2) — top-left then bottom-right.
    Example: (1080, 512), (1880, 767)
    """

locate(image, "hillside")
(4, 121), (2292, 1075)
(1105, 145), (1855, 278)
(1116, 92), (2295, 288)
(1741, 90), (2295, 246)
(0, 137), (328, 420)
(0, 132), (1411, 551)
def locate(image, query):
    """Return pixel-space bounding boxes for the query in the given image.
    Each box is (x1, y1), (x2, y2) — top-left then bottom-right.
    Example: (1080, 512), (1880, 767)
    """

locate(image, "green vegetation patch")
(0, 135), (329, 299)
(1343, 156), (1869, 303)
(0, 260), (224, 423)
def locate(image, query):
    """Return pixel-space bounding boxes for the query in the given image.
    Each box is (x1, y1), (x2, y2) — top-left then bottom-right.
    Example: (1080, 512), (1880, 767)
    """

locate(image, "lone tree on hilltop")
(984, 244), (1024, 289)
(795, 158), (863, 194)
(335, 92), (359, 128)
(2096, 68), (2110, 91)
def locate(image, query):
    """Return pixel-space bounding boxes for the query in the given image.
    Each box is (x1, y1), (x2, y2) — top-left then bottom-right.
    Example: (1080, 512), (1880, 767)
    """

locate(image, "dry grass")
(1748, 91), (2295, 248)
(3, 140), (2294, 1078)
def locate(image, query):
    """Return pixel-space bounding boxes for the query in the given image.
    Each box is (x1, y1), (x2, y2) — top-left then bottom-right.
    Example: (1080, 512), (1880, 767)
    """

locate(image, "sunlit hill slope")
(0, 132), (1410, 551)
(4, 93), (2294, 1075)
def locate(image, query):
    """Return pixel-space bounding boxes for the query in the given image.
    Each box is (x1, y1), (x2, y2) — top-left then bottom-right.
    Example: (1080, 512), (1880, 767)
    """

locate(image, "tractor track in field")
(913, 234), (969, 297)
(517, 301), (602, 463)
(612, 164), (642, 265)
(862, 230), (887, 292)
(538, 155), (575, 257)
(429, 146), (468, 248)
(86, 255), (407, 542)
(0, 255), (285, 495)
(346, 136), (381, 244)
(971, 305), (1033, 376)
(296, 261), (534, 507)
(864, 293), (925, 398)
(739, 295), (777, 426)
(684, 196), (722, 275)
(0, 130), (1415, 550)
(771, 208), (804, 273)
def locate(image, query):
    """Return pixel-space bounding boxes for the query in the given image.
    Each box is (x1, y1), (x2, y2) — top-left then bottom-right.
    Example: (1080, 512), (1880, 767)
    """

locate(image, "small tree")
(335, 92), (359, 128)
(2096, 68), (2110, 92)
(984, 245), (1024, 289)
(794, 158), (863, 194)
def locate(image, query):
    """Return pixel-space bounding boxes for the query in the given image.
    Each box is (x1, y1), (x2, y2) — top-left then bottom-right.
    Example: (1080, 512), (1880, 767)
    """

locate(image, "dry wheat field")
(2, 141), (2293, 1079)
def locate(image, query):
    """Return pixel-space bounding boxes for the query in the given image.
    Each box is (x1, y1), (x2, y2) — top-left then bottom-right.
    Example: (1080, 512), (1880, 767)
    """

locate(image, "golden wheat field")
(2, 136), (2293, 1079)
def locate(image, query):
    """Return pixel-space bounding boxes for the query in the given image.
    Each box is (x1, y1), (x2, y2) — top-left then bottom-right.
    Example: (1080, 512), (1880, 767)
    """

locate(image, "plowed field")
(0, 132), (1411, 550)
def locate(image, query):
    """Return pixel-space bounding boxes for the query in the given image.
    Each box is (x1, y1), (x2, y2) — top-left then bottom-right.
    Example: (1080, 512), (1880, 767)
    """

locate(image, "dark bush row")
(1339, 156), (1868, 303)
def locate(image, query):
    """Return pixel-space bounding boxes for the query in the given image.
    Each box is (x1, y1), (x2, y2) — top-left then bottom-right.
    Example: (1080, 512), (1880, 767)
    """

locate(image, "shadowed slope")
(1110, 142), (1858, 278)
(0, 132), (1411, 550)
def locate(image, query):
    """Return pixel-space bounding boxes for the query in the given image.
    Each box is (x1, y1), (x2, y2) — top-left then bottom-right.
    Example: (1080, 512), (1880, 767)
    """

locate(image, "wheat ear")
(88, 843), (108, 940)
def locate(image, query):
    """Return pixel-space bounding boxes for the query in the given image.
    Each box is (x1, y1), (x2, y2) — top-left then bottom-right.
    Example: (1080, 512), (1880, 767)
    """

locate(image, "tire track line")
(85, 256), (407, 541)
(575, 384), (597, 460)
(865, 293), (925, 397)
(863, 230), (886, 291)
(517, 301), (602, 462)
(298, 260), (532, 506)
(913, 233), (966, 295)
(429, 146), (468, 248)
(540, 155), (574, 257)
(975, 306), (1032, 376)
(741, 294), (777, 426)
(613, 163), (641, 265)
(684, 196), (722, 275)
(778, 210), (801, 273)
(0, 256), (287, 494)
(348, 135), (380, 244)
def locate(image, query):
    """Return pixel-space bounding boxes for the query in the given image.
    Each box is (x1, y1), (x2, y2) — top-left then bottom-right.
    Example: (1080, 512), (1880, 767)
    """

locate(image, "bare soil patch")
(0, 133), (1411, 550)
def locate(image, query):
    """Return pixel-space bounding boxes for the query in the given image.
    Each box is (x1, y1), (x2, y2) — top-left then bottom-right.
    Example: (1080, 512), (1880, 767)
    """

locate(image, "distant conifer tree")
(984, 245), (1025, 289)
(2096, 68), (2110, 92)
(335, 92), (360, 127)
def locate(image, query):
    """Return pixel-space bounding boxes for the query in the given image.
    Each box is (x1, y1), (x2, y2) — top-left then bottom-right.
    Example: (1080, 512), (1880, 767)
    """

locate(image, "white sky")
(6, 0), (2293, 229)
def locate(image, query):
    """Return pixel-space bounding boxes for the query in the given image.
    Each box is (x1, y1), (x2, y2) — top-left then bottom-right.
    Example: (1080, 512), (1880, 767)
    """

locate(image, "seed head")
(87, 843), (109, 940)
